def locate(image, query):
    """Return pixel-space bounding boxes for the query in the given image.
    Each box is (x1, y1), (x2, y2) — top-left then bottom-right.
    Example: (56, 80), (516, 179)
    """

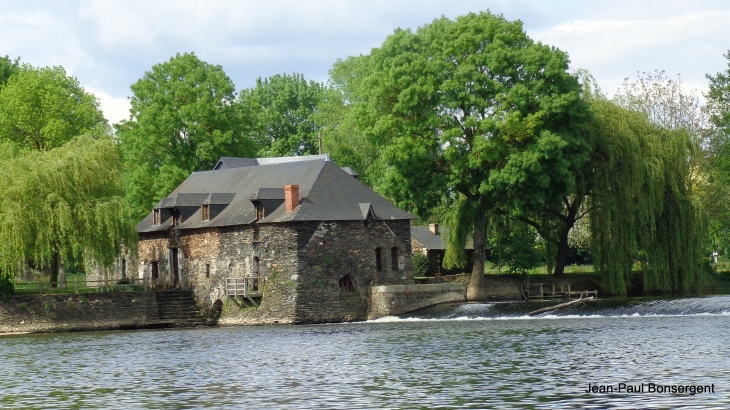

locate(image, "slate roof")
(410, 226), (475, 250)
(138, 156), (415, 233)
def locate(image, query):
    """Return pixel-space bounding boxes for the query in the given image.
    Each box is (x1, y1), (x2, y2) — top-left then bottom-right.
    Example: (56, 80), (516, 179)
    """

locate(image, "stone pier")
(367, 283), (464, 320)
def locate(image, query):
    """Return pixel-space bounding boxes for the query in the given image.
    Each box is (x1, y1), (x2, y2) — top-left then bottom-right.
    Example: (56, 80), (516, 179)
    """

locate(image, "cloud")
(531, 10), (730, 95)
(4, 0), (730, 114)
(85, 86), (131, 125)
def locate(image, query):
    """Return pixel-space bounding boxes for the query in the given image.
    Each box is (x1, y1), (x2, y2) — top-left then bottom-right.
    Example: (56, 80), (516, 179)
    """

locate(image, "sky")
(2, 0), (730, 125)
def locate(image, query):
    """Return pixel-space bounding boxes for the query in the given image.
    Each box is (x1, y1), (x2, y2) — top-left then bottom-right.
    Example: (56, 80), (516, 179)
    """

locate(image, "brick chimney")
(285, 184), (299, 213)
(429, 223), (439, 235)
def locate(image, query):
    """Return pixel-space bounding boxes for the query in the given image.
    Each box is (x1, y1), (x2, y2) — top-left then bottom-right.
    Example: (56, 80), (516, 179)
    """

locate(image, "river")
(2, 295), (729, 409)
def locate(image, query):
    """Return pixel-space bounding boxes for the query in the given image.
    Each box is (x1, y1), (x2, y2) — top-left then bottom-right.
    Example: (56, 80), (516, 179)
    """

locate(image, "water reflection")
(1, 296), (729, 409)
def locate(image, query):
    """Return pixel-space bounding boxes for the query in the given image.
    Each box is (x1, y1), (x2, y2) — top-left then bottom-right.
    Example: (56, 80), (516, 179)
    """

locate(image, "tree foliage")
(0, 55), (20, 88)
(0, 136), (137, 280)
(488, 216), (542, 275)
(325, 12), (591, 299)
(238, 73), (327, 156)
(588, 98), (706, 294)
(705, 52), (730, 249)
(0, 65), (107, 151)
(117, 52), (256, 220)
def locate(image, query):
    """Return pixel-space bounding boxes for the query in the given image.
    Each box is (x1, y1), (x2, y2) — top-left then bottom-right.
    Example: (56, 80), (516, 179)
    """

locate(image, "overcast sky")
(2, 0), (729, 125)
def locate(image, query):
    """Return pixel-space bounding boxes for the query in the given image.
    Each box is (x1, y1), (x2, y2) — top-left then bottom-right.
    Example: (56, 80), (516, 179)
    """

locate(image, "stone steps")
(155, 290), (208, 328)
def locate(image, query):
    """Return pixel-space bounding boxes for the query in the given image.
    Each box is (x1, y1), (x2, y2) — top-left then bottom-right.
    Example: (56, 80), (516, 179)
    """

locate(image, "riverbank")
(3, 272), (729, 334)
(417, 273), (602, 300)
(418, 271), (730, 299)
(0, 292), (162, 334)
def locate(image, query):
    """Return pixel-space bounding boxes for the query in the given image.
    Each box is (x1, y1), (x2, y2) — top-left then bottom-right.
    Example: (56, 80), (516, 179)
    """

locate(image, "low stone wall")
(367, 283), (465, 320)
(417, 274), (603, 300)
(0, 292), (159, 333)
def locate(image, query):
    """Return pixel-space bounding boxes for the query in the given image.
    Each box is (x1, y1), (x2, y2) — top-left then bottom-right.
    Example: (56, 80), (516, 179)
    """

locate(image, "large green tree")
(705, 52), (730, 250)
(587, 97), (706, 295)
(117, 52), (255, 220)
(0, 55), (20, 87)
(327, 12), (591, 300)
(0, 136), (137, 285)
(0, 65), (107, 150)
(238, 73), (327, 156)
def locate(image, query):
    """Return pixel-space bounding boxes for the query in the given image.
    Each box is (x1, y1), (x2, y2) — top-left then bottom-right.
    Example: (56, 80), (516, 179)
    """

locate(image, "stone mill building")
(135, 155), (418, 324)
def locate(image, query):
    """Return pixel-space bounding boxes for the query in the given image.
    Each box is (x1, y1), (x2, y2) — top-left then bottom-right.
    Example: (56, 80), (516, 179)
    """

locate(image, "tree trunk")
(467, 198), (487, 301)
(553, 226), (571, 277)
(59, 261), (67, 288)
(553, 196), (581, 277)
(49, 252), (59, 288)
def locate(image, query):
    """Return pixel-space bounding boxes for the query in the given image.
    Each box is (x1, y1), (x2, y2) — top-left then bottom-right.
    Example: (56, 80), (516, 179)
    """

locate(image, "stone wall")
(136, 218), (415, 325)
(367, 283), (465, 320)
(293, 219), (413, 323)
(417, 274), (603, 300)
(137, 231), (176, 286)
(187, 223), (300, 323)
(85, 247), (140, 286)
(0, 292), (159, 333)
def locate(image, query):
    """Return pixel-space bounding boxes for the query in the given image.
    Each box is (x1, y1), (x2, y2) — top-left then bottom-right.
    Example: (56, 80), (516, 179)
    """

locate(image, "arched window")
(375, 247), (383, 271)
(339, 275), (353, 292)
(391, 247), (399, 271)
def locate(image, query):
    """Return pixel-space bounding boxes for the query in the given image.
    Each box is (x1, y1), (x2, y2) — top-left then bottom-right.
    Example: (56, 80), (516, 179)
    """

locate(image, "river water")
(2, 295), (730, 409)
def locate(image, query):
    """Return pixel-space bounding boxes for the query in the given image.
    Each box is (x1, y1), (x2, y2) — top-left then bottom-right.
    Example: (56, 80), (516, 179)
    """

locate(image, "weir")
(394, 294), (730, 321)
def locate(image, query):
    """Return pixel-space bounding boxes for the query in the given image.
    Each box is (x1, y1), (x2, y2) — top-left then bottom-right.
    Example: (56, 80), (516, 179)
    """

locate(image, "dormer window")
(172, 209), (182, 227)
(153, 209), (161, 225)
(255, 202), (265, 221)
(201, 204), (210, 221)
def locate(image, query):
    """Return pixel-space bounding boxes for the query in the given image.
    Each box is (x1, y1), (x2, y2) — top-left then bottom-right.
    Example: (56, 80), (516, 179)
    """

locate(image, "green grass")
(13, 274), (145, 295)
(484, 264), (595, 275)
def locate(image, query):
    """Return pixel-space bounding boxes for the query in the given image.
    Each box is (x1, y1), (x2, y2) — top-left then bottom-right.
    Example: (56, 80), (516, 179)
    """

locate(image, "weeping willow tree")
(588, 98), (707, 295)
(0, 135), (137, 285)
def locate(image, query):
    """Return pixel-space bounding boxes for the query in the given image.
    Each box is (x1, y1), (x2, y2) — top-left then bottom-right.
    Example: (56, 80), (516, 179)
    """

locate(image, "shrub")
(0, 276), (14, 302)
(412, 253), (430, 277)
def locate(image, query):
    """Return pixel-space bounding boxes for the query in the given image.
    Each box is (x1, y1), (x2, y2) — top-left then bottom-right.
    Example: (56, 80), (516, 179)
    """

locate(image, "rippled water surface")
(3, 295), (730, 409)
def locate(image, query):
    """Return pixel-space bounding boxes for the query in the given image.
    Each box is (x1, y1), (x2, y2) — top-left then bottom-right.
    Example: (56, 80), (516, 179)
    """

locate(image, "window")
(205, 263), (210, 278)
(121, 258), (127, 279)
(151, 262), (159, 280)
(391, 247), (399, 271)
(339, 275), (353, 292)
(172, 209), (182, 227)
(153, 209), (161, 225)
(255, 202), (265, 220)
(201, 204), (210, 221)
(253, 224), (260, 241)
(253, 257), (260, 291)
(375, 247), (383, 271)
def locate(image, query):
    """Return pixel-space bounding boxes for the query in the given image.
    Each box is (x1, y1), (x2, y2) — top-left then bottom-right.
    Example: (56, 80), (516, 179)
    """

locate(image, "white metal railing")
(226, 277), (261, 298)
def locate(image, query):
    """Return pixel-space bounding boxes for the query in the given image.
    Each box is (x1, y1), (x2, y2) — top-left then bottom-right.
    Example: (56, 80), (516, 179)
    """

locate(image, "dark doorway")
(253, 256), (260, 292)
(171, 248), (180, 287)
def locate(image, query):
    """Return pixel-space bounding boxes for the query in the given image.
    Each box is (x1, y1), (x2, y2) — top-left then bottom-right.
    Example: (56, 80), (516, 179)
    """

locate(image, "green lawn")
(13, 274), (145, 295)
